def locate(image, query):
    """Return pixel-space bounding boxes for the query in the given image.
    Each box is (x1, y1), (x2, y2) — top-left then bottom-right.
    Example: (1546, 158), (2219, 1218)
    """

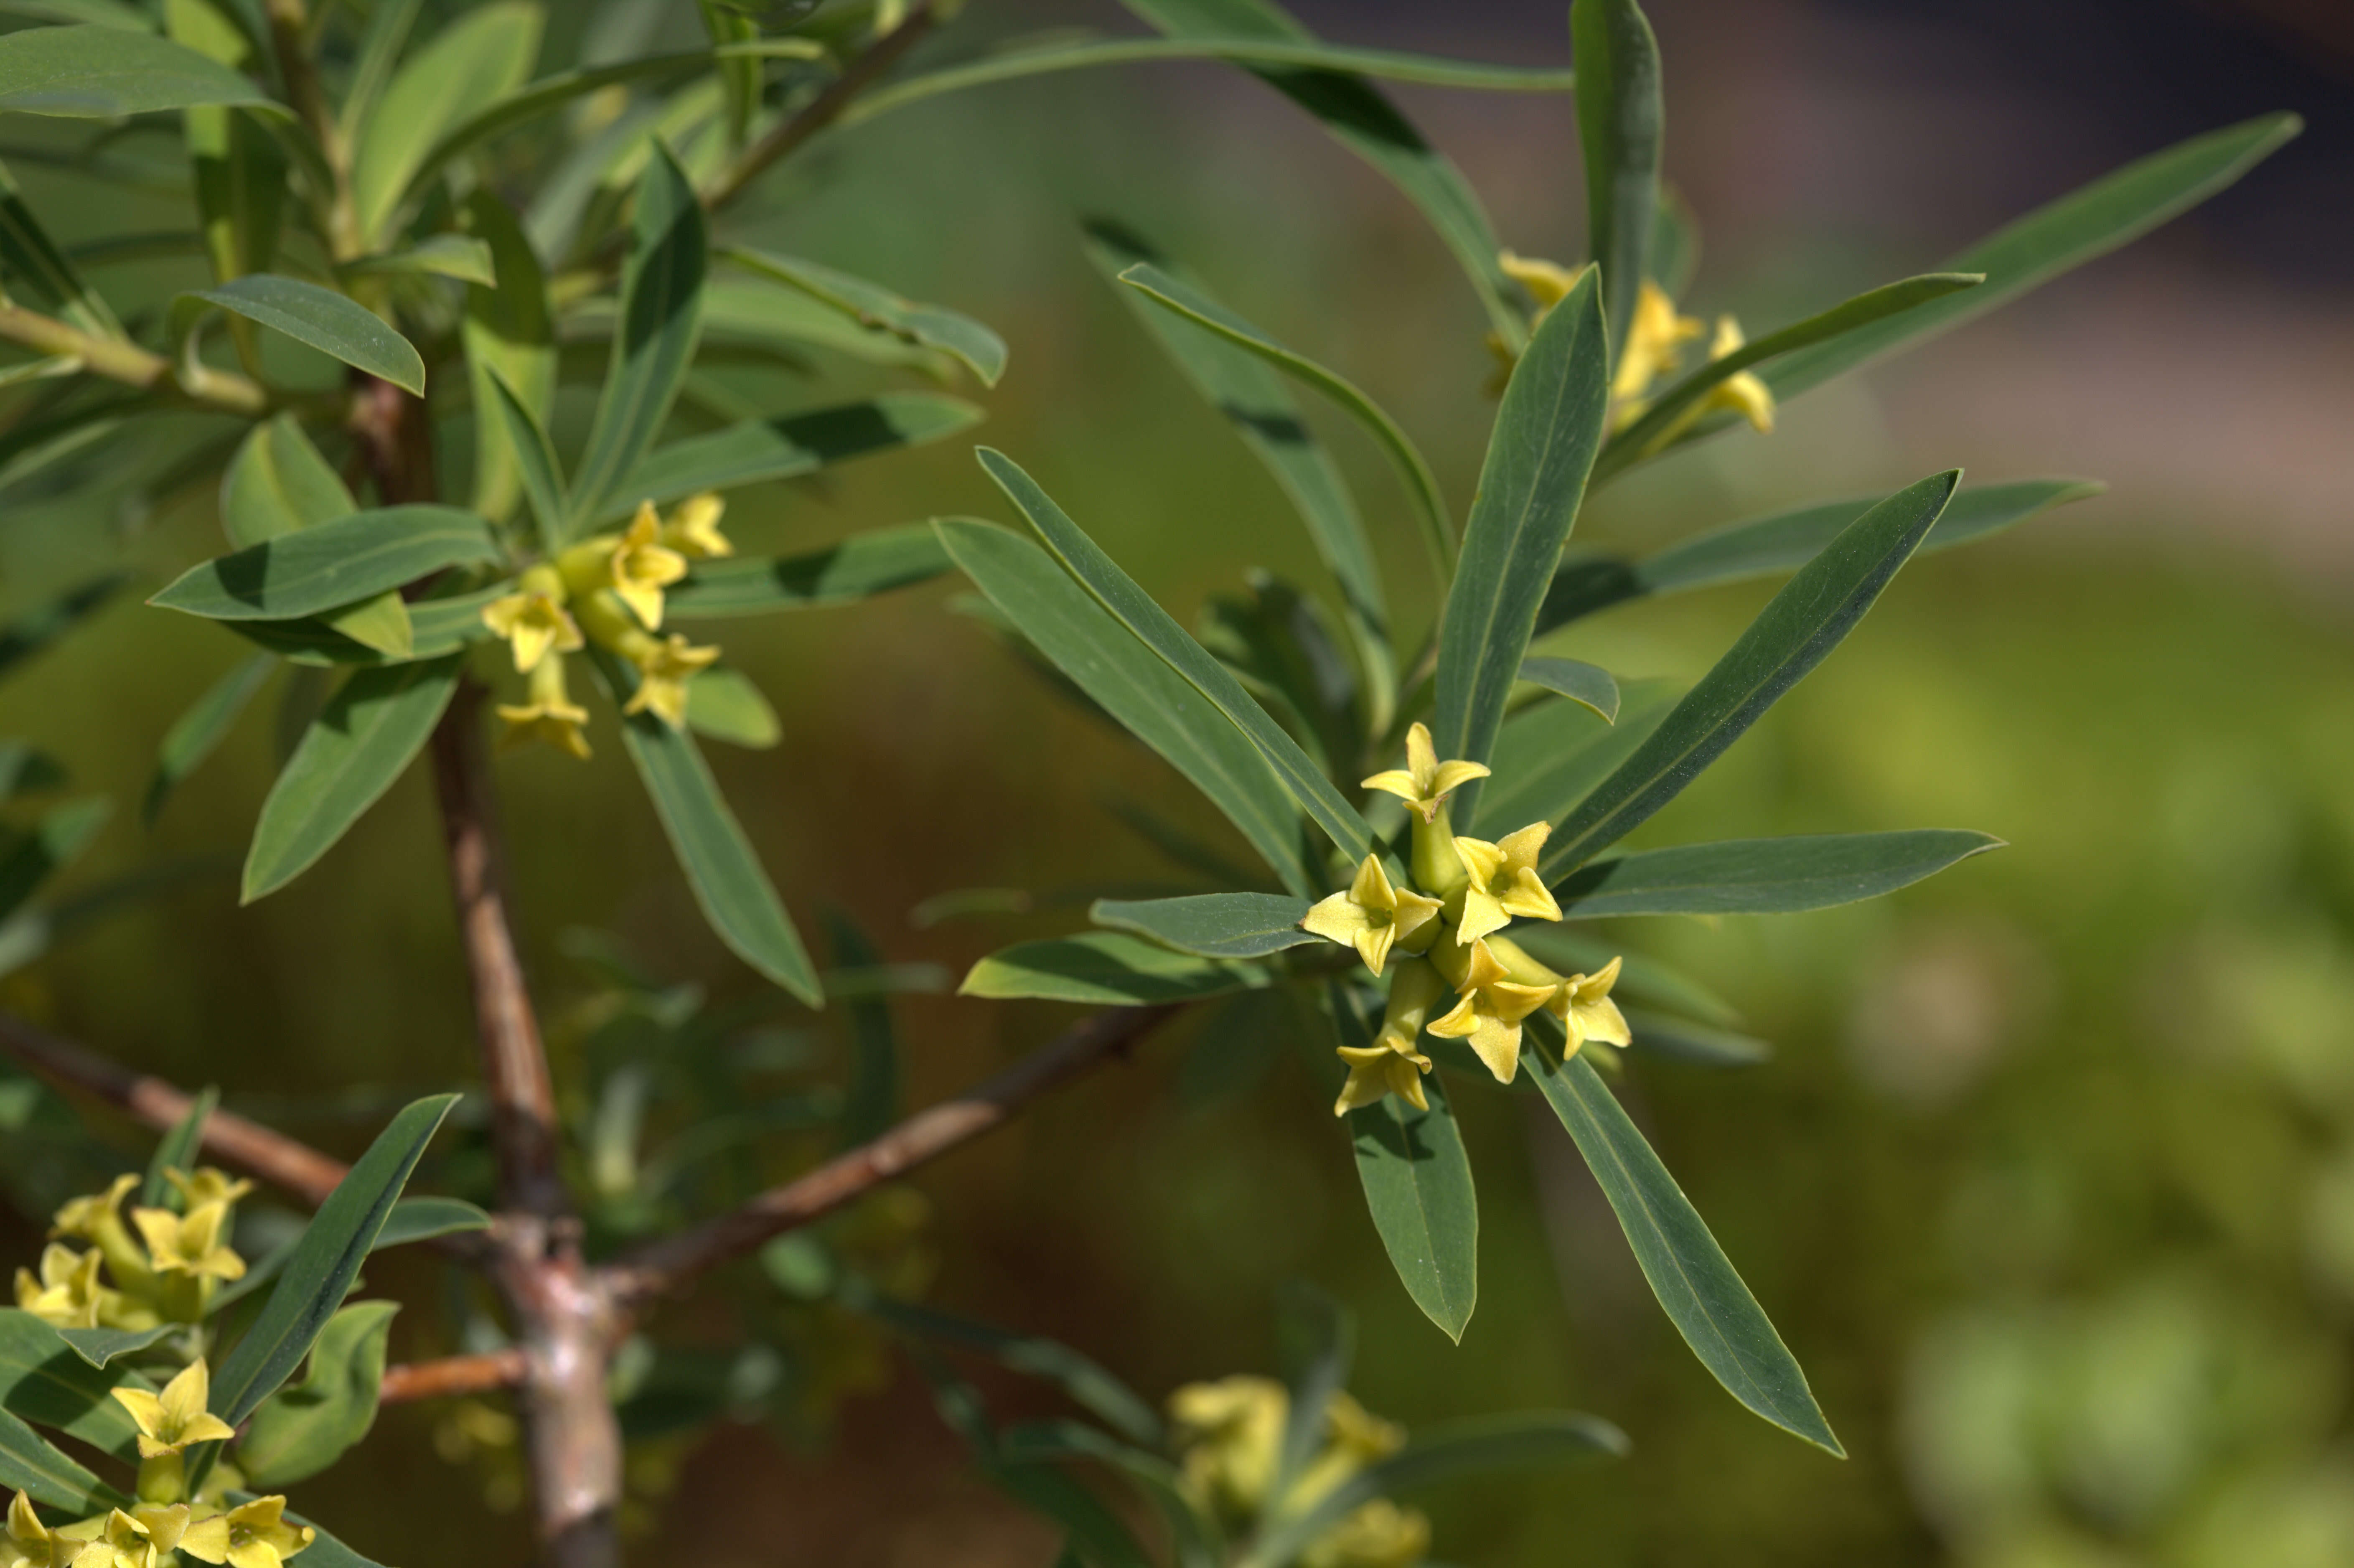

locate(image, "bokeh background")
(2, 0), (2352, 1563)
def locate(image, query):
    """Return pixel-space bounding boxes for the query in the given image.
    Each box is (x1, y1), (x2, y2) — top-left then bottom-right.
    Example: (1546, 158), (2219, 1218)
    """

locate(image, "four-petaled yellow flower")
(621, 633), (719, 729)
(13, 1244), (152, 1332)
(1446, 822), (1561, 947)
(51, 1176), (153, 1296)
(496, 651), (592, 760)
(1333, 1043), (1430, 1118)
(480, 583), (583, 675)
(113, 1360), (236, 1459)
(1300, 1498), (1430, 1568)
(161, 1170), (252, 1212)
(1552, 953), (1631, 1054)
(660, 492), (732, 559)
(179, 1497), (313, 1568)
(1612, 280), (1705, 414)
(4, 1491), (63, 1568)
(53, 1507), (183, 1568)
(132, 1203), (244, 1284)
(605, 503), (689, 629)
(1302, 856), (1440, 978)
(1428, 939), (1554, 1084)
(1362, 722), (1488, 824)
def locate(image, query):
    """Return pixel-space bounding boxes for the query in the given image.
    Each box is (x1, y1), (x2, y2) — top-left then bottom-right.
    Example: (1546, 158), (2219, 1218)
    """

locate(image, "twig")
(0, 304), (267, 417)
(699, 3), (938, 212)
(600, 1004), (1179, 1309)
(0, 1013), (351, 1208)
(379, 1349), (530, 1405)
(262, 0), (362, 261)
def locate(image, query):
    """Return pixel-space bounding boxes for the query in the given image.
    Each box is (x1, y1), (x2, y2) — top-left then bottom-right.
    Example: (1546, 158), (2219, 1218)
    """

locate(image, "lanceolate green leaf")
(1432, 266), (1610, 802)
(938, 518), (1313, 897)
(1116, 0), (1531, 344)
(483, 368), (566, 554)
(209, 1095), (458, 1427)
(958, 933), (1269, 1006)
(1765, 113), (2301, 400)
(0, 1405), (121, 1511)
(1527, 1028), (1840, 1454)
(1084, 223), (1394, 735)
(1117, 263), (1451, 576)
(1088, 892), (1316, 959)
(1553, 830), (2003, 918)
(0, 24), (275, 117)
(981, 449), (1376, 864)
(726, 247), (1007, 387)
(1538, 478), (2102, 632)
(1543, 470), (1958, 877)
(151, 506), (497, 622)
(0, 1309), (142, 1460)
(218, 418), (411, 658)
(604, 393), (981, 523)
(668, 524), (951, 618)
(463, 189), (555, 530)
(1518, 657), (1619, 722)
(242, 656), (462, 902)
(373, 1195), (491, 1249)
(683, 666), (780, 750)
(592, 650), (820, 1005)
(0, 157), (117, 336)
(237, 1300), (398, 1487)
(340, 234), (495, 286)
(349, 0), (542, 246)
(53, 1324), (173, 1371)
(568, 146), (706, 535)
(225, 587), (506, 668)
(1572, 0), (1663, 355)
(1599, 271), (1983, 476)
(186, 276), (425, 394)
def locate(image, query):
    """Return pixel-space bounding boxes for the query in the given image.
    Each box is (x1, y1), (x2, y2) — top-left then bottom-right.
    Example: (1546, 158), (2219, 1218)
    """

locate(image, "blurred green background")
(2, 0), (2351, 1563)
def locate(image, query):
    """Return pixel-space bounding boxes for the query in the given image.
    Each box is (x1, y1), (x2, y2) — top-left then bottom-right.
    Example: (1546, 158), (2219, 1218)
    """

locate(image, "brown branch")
(0, 1013), (351, 1209)
(379, 1349), (530, 1406)
(699, 2), (937, 213)
(601, 1004), (1179, 1309)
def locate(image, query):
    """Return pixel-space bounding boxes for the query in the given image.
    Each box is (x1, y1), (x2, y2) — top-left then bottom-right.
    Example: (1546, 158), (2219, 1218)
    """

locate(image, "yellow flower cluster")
(478, 493), (732, 759)
(0, 1363), (313, 1568)
(1169, 1377), (1427, 1568)
(1300, 724), (1630, 1116)
(15, 1170), (251, 1333)
(1497, 250), (1776, 437)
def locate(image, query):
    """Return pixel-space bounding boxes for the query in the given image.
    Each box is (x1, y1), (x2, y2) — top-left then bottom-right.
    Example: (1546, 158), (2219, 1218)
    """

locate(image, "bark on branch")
(378, 1349), (530, 1405)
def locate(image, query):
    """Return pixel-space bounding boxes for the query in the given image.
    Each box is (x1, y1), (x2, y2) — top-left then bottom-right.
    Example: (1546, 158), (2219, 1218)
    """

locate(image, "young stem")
(698, 2), (938, 211)
(0, 303), (267, 415)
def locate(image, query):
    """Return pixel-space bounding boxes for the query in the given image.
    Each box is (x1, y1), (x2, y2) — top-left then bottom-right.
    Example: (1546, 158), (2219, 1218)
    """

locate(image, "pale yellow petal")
(1425, 994), (1480, 1040)
(1360, 768), (1419, 802)
(1401, 723), (1437, 790)
(1451, 836), (1502, 889)
(1465, 1016), (1523, 1083)
(1495, 821), (1550, 872)
(1390, 887), (1442, 946)
(111, 1388), (165, 1441)
(1352, 920), (1396, 978)
(1387, 1053), (1430, 1111)
(1452, 887), (1511, 947)
(1345, 854), (1395, 913)
(1299, 891), (1373, 948)
(1571, 994), (1633, 1049)
(1426, 759), (1491, 798)
(1498, 867), (1561, 923)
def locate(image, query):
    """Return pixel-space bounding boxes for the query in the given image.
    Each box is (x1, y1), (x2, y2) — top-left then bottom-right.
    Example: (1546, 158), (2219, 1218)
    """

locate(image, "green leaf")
(1572, 0), (1662, 354)
(142, 1081), (217, 1207)
(348, 0), (542, 246)
(1765, 113), (2301, 400)
(0, 1309), (143, 1460)
(1538, 478), (2102, 631)
(697, 0), (758, 148)
(682, 666), (778, 750)
(151, 506), (497, 623)
(1432, 265), (1610, 801)
(568, 145), (705, 536)
(1518, 657), (1618, 722)
(958, 932), (1268, 1006)
(1622, 1009), (1772, 1068)
(0, 157), (117, 336)
(1649, 181), (1699, 296)
(592, 649), (820, 1005)
(1335, 984), (1478, 1339)
(374, 1195), (491, 1248)
(0, 571), (122, 683)
(1553, 830), (2003, 918)
(0, 24), (275, 116)
(218, 418), (412, 659)
(606, 394), (982, 524)
(938, 518), (1313, 898)
(1084, 222), (1393, 735)
(241, 656), (462, 902)
(482, 368), (565, 554)
(0, 1405), (121, 1511)
(1599, 272), (1982, 476)
(981, 450), (1375, 864)
(224, 585), (506, 668)
(669, 523), (951, 618)
(208, 1095), (457, 1428)
(1117, 262), (1450, 576)
(341, 233), (496, 286)
(726, 247), (1007, 387)
(997, 1420), (1220, 1568)
(920, 1362), (1156, 1568)
(52, 1324), (172, 1371)
(0, 740), (63, 799)
(849, 1291), (1162, 1449)
(1088, 892), (1315, 959)
(1243, 1410), (1627, 1568)
(1542, 470), (1959, 877)
(0, 797), (106, 924)
(1113, 0), (1531, 344)
(1271, 1281), (1352, 1499)
(1528, 1029), (1840, 1453)
(463, 188), (556, 530)
(237, 1299), (398, 1487)
(332, 0), (420, 154)
(185, 276), (426, 394)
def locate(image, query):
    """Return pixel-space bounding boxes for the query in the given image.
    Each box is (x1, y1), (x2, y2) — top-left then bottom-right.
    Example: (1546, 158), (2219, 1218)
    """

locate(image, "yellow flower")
(132, 1202), (244, 1284)
(1697, 315), (1774, 433)
(1169, 1376), (1286, 1520)
(1446, 821), (1561, 946)
(1301, 856), (1441, 978)
(1301, 1498), (1431, 1568)
(605, 503), (689, 629)
(479, 573), (582, 676)
(1485, 938), (1634, 1058)
(51, 1176), (153, 1297)
(1333, 961), (1448, 1118)
(5, 1491), (64, 1568)
(1611, 280), (1705, 411)
(1362, 723), (1489, 824)
(112, 1360), (236, 1459)
(1499, 250), (1582, 315)
(178, 1497), (313, 1568)
(51, 1507), (180, 1568)
(621, 633), (719, 729)
(1428, 938), (1553, 1084)
(13, 1245), (153, 1332)
(160, 1169), (252, 1212)
(496, 653), (591, 760)
(660, 492), (732, 559)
